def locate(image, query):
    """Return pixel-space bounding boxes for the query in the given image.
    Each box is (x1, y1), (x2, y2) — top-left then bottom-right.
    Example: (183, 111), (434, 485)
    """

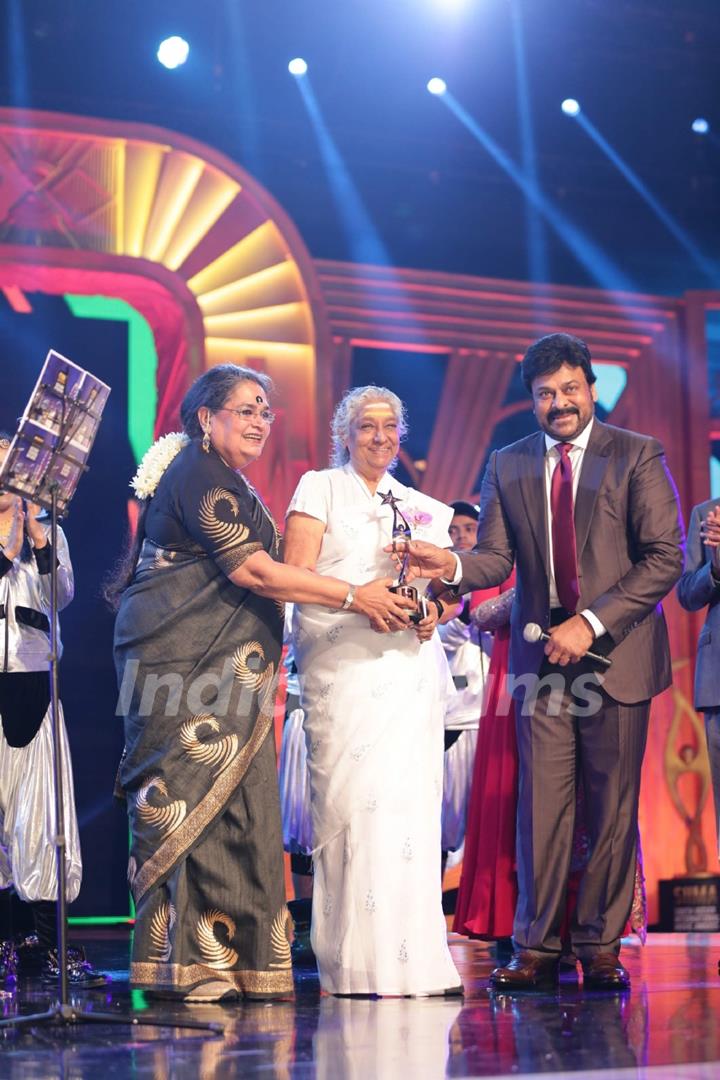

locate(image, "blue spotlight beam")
(295, 75), (390, 267)
(574, 111), (719, 286)
(439, 92), (638, 296)
(224, 1), (262, 177)
(510, 0), (548, 285)
(7, 0), (29, 107)
(294, 75), (426, 342)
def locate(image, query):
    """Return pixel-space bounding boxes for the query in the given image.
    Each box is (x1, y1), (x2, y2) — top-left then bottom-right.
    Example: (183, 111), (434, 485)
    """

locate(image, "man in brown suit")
(397, 333), (683, 990)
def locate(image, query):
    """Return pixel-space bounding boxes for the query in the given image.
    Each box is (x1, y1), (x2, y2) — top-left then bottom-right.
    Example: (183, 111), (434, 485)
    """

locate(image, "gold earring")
(202, 430), (211, 453)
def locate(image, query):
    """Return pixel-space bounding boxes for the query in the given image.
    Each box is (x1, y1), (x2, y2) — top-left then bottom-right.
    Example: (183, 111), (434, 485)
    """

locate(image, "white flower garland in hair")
(130, 432), (190, 500)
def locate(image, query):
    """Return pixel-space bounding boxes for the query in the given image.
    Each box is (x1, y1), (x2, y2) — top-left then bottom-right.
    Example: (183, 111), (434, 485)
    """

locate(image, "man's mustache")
(548, 407), (579, 421)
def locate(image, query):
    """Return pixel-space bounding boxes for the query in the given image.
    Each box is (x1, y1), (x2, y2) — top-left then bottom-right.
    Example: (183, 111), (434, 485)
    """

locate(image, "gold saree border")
(132, 676), (275, 904)
(216, 540), (263, 575)
(131, 960), (293, 994)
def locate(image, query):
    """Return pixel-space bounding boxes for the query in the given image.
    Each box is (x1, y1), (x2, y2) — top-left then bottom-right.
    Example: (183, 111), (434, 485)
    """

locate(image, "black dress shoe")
(493, 936), (514, 966)
(290, 927), (317, 970)
(559, 949), (578, 974)
(489, 951), (560, 991)
(581, 953), (630, 990)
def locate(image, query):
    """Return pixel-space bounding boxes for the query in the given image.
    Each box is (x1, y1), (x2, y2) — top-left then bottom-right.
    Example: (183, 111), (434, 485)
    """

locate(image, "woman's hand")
(414, 599), (440, 643)
(3, 498), (25, 560)
(25, 501), (48, 549)
(352, 578), (416, 633)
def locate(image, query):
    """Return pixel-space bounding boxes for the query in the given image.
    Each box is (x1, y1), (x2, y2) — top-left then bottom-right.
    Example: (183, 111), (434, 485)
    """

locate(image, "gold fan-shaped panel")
(115, 146), (316, 361)
(0, 110), (330, 519)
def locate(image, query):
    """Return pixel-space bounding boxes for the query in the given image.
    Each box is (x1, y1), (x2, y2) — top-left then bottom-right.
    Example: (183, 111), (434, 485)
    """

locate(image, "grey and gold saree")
(114, 441), (292, 997)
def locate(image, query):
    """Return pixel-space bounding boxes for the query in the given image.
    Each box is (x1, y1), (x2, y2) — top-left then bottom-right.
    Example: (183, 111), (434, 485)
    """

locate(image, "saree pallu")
(115, 542), (292, 997)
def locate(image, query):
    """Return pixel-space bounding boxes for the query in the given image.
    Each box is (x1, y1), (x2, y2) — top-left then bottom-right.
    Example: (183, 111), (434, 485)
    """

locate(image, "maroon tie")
(550, 442), (580, 612)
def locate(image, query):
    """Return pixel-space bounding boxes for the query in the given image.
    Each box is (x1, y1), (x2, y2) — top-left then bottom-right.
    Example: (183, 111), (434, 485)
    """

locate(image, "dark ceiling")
(2, 0), (719, 296)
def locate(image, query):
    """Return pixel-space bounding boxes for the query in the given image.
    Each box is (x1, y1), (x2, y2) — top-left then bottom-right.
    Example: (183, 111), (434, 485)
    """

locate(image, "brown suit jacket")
(458, 420), (684, 704)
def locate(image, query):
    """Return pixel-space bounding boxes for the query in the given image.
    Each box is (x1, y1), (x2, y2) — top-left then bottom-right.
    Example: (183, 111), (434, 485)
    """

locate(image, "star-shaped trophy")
(377, 489), (427, 625)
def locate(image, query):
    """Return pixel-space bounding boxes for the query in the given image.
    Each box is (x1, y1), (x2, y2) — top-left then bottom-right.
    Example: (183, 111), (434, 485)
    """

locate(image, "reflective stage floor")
(0, 931), (718, 1078)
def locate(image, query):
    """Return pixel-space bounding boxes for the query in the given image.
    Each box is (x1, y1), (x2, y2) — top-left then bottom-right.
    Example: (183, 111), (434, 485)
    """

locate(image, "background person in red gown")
(453, 573), (517, 951)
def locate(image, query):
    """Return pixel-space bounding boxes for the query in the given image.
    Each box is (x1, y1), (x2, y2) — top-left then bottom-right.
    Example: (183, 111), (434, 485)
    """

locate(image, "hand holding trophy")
(378, 490), (428, 625)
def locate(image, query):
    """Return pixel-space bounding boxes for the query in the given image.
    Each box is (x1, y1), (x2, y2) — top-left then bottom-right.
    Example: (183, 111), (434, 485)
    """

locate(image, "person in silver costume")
(0, 434), (103, 988)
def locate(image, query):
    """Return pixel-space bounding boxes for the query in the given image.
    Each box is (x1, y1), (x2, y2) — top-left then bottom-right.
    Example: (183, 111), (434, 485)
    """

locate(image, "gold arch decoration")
(0, 108), (332, 517)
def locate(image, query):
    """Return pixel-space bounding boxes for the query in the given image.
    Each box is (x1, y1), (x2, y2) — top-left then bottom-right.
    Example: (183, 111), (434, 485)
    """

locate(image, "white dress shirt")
(543, 420), (605, 638)
(444, 418), (606, 639)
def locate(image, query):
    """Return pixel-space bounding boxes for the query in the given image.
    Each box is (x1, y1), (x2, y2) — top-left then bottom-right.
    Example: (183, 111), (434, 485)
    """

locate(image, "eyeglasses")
(218, 406), (276, 425)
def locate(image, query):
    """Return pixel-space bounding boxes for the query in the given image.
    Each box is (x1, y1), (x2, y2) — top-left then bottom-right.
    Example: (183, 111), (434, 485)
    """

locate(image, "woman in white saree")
(285, 386), (462, 996)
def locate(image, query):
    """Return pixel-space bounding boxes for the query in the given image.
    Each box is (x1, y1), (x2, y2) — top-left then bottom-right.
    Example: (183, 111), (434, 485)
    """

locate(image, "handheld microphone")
(523, 622), (612, 669)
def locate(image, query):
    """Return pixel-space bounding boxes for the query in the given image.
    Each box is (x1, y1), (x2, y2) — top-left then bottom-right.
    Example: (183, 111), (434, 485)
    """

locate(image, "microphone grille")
(523, 622), (543, 643)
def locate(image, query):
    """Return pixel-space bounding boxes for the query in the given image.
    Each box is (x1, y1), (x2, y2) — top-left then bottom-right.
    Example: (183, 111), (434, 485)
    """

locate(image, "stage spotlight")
(561, 98), (581, 117)
(692, 117), (710, 135)
(157, 36), (189, 70)
(427, 77), (447, 96)
(288, 57), (308, 77)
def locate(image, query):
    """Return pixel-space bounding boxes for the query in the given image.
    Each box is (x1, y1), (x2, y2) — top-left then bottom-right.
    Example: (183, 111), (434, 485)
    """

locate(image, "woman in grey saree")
(112, 365), (413, 1002)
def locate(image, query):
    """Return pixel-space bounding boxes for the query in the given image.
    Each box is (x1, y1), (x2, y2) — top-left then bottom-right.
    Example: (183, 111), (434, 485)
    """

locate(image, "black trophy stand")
(0, 372), (222, 1039)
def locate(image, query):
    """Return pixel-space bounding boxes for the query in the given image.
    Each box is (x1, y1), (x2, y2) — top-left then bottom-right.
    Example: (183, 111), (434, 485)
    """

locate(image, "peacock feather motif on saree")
(197, 910), (239, 969)
(149, 899), (177, 962)
(268, 905), (293, 969)
(232, 640), (275, 693)
(198, 488), (250, 550)
(136, 776), (187, 835)
(179, 714), (238, 775)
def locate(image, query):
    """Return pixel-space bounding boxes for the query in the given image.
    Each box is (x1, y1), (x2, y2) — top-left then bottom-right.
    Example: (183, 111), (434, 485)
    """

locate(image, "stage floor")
(0, 931), (717, 1078)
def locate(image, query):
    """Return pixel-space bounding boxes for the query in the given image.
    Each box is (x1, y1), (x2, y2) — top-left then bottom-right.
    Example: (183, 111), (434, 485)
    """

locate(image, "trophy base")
(389, 584), (427, 625)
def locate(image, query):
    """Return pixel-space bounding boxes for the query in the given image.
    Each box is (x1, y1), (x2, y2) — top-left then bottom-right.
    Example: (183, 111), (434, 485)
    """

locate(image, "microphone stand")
(0, 382), (221, 1039)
